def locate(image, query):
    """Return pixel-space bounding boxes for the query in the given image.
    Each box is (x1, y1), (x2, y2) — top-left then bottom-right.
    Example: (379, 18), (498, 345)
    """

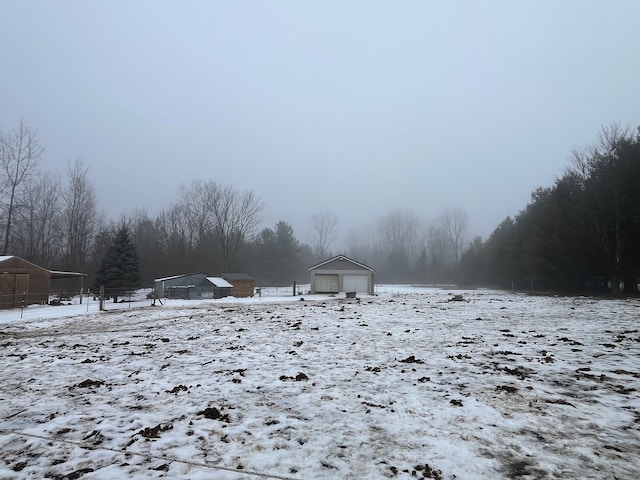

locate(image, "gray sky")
(1, 1), (639, 242)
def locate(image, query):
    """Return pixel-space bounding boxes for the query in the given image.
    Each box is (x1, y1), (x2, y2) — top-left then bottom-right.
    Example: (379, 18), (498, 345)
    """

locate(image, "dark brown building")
(222, 273), (255, 297)
(0, 256), (51, 308)
(0, 256), (86, 309)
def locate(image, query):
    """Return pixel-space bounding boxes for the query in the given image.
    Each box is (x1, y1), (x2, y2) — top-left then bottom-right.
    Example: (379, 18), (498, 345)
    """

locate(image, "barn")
(309, 255), (375, 295)
(222, 273), (255, 297)
(0, 256), (50, 308)
(0, 256), (84, 308)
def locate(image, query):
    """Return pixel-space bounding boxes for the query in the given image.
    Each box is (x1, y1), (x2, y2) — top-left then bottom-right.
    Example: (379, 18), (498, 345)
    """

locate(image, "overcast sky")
(1, 1), (639, 243)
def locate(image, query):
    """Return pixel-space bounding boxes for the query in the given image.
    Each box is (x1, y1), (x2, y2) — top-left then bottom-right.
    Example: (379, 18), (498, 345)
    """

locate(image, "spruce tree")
(94, 224), (142, 302)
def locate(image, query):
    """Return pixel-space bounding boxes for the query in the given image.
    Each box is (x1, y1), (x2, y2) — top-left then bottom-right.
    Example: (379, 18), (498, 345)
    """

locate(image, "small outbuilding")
(0, 255), (86, 308)
(222, 273), (255, 297)
(0, 256), (50, 308)
(154, 272), (208, 299)
(309, 255), (375, 295)
(205, 277), (234, 299)
(154, 273), (241, 299)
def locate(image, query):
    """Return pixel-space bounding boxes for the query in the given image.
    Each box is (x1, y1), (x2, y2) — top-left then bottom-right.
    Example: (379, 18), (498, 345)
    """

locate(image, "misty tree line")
(0, 121), (100, 274)
(1, 120), (470, 288)
(125, 202), (469, 287)
(5, 119), (637, 293)
(341, 208), (469, 283)
(460, 125), (640, 294)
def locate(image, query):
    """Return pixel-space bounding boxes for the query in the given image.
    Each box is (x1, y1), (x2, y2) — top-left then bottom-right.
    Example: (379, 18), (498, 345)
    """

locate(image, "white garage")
(309, 255), (375, 295)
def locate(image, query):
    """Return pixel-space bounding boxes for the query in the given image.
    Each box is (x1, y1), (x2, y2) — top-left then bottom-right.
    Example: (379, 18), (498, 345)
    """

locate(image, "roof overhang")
(49, 270), (87, 279)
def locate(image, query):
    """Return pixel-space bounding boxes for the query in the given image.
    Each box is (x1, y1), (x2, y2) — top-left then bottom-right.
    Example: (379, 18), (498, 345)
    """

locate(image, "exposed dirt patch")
(138, 423), (173, 439)
(496, 385), (518, 394)
(279, 372), (309, 381)
(69, 379), (105, 390)
(399, 355), (424, 364)
(166, 384), (188, 394)
(198, 406), (231, 422)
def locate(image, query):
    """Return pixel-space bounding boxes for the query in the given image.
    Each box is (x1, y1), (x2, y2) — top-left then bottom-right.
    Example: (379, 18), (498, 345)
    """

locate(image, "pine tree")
(94, 224), (141, 302)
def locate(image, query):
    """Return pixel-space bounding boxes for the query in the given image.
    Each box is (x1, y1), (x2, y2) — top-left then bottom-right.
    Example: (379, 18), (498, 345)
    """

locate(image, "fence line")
(0, 428), (299, 480)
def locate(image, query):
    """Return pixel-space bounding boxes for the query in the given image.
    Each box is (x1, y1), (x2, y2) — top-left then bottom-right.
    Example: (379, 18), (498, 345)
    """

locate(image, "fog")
(1, 1), (639, 245)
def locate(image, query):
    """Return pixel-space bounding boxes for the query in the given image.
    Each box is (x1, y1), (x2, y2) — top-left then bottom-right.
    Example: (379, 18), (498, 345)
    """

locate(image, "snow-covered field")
(1, 286), (639, 479)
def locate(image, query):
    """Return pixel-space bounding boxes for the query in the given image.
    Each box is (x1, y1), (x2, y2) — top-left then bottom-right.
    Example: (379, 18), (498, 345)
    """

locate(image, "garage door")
(342, 274), (369, 293)
(315, 274), (339, 293)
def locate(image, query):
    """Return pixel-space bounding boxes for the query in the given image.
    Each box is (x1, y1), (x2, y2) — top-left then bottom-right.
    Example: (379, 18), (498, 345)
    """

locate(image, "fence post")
(99, 286), (105, 311)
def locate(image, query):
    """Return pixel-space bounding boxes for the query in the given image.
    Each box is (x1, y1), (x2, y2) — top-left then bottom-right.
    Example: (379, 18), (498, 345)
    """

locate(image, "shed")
(309, 255), (375, 295)
(205, 277), (234, 299)
(222, 273), (255, 297)
(154, 272), (208, 299)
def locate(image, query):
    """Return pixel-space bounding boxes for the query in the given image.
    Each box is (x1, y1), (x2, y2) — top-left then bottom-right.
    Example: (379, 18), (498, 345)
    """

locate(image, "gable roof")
(0, 255), (84, 278)
(308, 255), (375, 272)
(0, 255), (49, 272)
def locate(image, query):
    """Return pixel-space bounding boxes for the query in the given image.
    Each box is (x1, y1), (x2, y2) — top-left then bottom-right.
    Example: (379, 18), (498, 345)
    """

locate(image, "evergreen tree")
(460, 125), (640, 294)
(94, 224), (141, 302)
(252, 220), (311, 285)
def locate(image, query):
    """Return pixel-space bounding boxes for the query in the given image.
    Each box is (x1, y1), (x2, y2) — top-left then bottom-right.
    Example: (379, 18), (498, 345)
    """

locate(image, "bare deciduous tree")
(176, 180), (263, 272)
(377, 209), (422, 262)
(426, 218), (451, 276)
(345, 224), (377, 265)
(178, 181), (215, 251)
(310, 212), (338, 260)
(61, 160), (100, 271)
(441, 207), (469, 268)
(210, 183), (263, 272)
(0, 120), (43, 253)
(16, 173), (62, 266)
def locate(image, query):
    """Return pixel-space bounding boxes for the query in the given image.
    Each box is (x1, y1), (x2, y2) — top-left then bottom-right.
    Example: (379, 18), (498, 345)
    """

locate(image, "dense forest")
(1, 121), (638, 293)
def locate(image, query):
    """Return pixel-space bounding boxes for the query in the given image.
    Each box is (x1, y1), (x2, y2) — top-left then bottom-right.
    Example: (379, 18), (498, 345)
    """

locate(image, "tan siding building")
(309, 255), (375, 295)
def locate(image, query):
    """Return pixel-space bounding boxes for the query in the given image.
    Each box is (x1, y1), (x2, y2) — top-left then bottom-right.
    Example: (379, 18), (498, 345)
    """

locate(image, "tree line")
(11, 119), (636, 294)
(460, 125), (640, 294)
(1, 119), (471, 289)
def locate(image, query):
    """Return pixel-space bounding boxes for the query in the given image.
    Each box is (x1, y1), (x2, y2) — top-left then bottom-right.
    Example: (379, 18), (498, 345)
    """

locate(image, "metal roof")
(222, 273), (255, 280)
(154, 272), (207, 282)
(49, 270), (86, 279)
(206, 277), (234, 288)
(0, 255), (86, 278)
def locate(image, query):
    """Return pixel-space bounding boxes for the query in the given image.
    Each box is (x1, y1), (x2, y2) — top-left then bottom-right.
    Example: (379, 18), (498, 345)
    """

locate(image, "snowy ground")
(1, 286), (639, 479)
